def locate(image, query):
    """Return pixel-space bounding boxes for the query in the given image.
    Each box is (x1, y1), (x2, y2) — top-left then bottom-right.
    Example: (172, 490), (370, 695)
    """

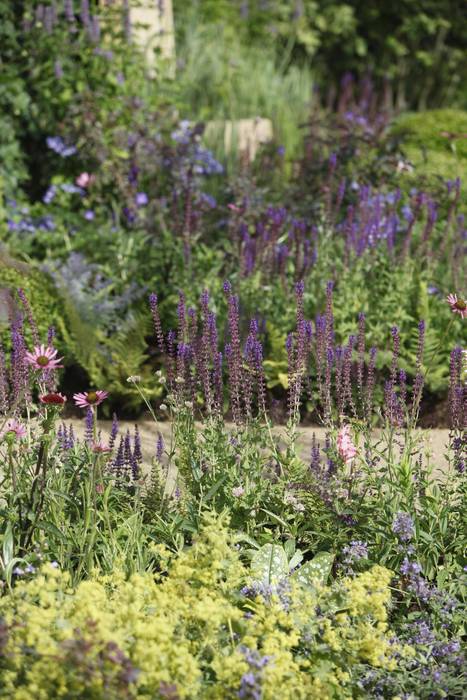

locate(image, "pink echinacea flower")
(73, 390), (109, 408)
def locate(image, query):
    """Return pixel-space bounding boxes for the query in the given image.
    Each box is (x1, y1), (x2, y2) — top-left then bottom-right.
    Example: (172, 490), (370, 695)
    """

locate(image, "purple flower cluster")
(46, 136), (77, 158)
(392, 511), (415, 542)
(110, 426), (142, 481)
(237, 646), (271, 700)
(149, 286), (266, 423)
(400, 558), (434, 603)
(57, 423), (75, 450)
(342, 540), (368, 565)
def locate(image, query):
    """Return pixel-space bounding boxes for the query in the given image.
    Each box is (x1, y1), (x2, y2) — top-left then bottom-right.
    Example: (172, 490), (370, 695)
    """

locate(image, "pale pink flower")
(446, 293), (466, 319)
(92, 442), (112, 454)
(337, 425), (357, 464)
(25, 344), (63, 370)
(0, 419), (27, 440)
(73, 390), (109, 408)
(232, 486), (245, 497)
(75, 172), (94, 188)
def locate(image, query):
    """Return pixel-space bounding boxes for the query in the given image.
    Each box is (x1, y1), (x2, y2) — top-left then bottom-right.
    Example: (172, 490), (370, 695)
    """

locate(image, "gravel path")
(68, 419), (453, 476)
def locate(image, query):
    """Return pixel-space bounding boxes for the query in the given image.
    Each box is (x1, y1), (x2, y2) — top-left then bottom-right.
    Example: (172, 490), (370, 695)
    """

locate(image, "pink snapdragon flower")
(0, 419), (27, 440)
(446, 293), (466, 319)
(73, 390), (109, 408)
(337, 425), (357, 464)
(25, 345), (63, 371)
(92, 442), (112, 454)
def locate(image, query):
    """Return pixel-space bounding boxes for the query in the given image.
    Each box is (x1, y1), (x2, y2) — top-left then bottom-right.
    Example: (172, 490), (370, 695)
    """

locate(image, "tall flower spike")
(156, 432), (164, 462)
(149, 293), (166, 353)
(109, 413), (119, 449)
(84, 407), (94, 444)
(17, 289), (40, 346)
(133, 424), (143, 465)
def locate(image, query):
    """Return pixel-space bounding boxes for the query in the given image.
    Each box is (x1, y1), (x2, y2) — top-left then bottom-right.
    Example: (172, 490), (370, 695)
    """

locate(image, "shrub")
(391, 109), (467, 182)
(0, 516), (403, 699)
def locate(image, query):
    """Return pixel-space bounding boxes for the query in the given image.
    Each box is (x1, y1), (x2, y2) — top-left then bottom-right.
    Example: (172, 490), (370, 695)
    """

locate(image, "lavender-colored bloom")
(83, 209), (94, 220)
(88, 14), (100, 42)
(343, 540), (368, 564)
(46, 136), (77, 157)
(123, 430), (132, 466)
(17, 289), (40, 346)
(0, 344), (8, 413)
(84, 407), (93, 444)
(43, 185), (57, 204)
(156, 432), (164, 461)
(64, 0), (75, 23)
(400, 557), (434, 602)
(409, 620), (435, 645)
(10, 316), (30, 407)
(66, 424), (75, 449)
(133, 424), (142, 465)
(109, 413), (119, 449)
(54, 61), (64, 79)
(61, 183), (84, 195)
(80, 0), (90, 27)
(392, 511), (415, 542)
(112, 437), (125, 474)
(135, 192), (148, 207)
(149, 293), (165, 353)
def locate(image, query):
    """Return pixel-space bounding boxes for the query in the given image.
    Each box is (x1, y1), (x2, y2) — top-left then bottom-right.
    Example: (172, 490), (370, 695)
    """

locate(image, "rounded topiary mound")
(391, 109), (467, 183)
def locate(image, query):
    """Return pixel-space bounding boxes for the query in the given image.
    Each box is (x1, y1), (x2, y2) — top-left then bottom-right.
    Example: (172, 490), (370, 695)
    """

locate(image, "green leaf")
(251, 543), (288, 584)
(3, 557), (27, 587)
(37, 521), (67, 544)
(2, 523), (14, 566)
(291, 552), (334, 588)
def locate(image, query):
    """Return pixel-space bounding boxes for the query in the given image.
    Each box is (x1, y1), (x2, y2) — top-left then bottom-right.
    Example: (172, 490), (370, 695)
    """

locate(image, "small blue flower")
(83, 210), (95, 221)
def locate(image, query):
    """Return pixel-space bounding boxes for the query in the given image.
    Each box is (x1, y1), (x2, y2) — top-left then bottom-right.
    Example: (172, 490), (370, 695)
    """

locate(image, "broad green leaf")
(251, 543), (288, 584)
(291, 552), (334, 588)
(37, 521), (67, 543)
(2, 523), (14, 566)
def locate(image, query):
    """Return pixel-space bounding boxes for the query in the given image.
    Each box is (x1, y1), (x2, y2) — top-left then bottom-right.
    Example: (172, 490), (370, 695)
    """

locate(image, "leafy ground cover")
(0, 2), (466, 698)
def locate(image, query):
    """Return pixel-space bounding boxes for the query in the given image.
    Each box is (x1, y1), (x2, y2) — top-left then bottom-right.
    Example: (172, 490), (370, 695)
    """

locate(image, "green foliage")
(0, 517), (402, 699)
(173, 21), (313, 160)
(0, 255), (65, 349)
(174, 0), (467, 108)
(392, 109), (467, 182)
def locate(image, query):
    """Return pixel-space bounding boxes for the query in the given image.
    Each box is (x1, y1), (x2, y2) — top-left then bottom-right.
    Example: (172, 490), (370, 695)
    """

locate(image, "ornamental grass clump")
(0, 515), (406, 700)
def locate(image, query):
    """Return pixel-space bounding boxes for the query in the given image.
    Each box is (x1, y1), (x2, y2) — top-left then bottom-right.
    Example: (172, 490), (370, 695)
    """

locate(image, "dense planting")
(0, 2), (466, 698)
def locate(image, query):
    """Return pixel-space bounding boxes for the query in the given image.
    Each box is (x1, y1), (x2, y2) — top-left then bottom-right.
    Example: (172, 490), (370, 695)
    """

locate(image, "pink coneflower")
(39, 392), (67, 405)
(337, 425), (357, 464)
(73, 390), (109, 408)
(446, 293), (467, 319)
(0, 419), (27, 440)
(25, 345), (63, 371)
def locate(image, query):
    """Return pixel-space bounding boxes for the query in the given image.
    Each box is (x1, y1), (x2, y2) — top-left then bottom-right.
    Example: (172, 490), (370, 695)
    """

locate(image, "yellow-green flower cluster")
(0, 516), (407, 699)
